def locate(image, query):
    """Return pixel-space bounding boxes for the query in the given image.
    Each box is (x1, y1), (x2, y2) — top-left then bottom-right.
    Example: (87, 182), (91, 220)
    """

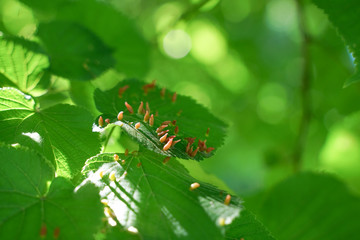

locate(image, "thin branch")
(293, 0), (312, 172)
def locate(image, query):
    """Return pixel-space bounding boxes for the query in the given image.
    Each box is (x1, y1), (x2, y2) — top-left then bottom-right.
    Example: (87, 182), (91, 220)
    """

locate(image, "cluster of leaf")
(1, 0), (360, 239)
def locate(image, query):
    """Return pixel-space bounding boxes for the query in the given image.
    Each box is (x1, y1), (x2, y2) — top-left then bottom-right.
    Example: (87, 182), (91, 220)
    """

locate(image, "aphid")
(206, 147), (215, 153)
(160, 88), (166, 98)
(172, 92), (177, 103)
(109, 171), (116, 181)
(189, 182), (200, 191)
(172, 139), (181, 147)
(125, 102), (134, 114)
(121, 160), (125, 165)
(160, 133), (168, 143)
(163, 138), (173, 151)
(105, 118), (110, 124)
(163, 157), (171, 164)
(53, 227), (60, 240)
(149, 114), (154, 126)
(137, 101), (144, 114)
(99, 171), (104, 179)
(101, 199), (108, 206)
(218, 217), (226, 226)
(171, 120), (177, 126)
(137, 162), (142, 168)
(144, 110), (150, 122)
(156, 125), (168, 133)
(113, 154), (119, 161)
(206, 128), (210, 137)
(191, 147), (199, 157)
(162, 120), (171, 125)
(224, 194), (231, 205)
(117, 111), (124, 121)
(135, 122), (141, 129)
(118, 85), (129, 98)
(146, 102), (150, 113)
(174, 126), (179, 134)
(158, 130), (169, 136)
(125, 149), (129, 156)
(98, 116), (104, 127)
(40, 224), (47, 238)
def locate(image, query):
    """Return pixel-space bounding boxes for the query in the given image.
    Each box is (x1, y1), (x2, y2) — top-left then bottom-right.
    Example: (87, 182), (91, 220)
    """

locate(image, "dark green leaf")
(0, 144), (103, 240)
(82, 149), (241, 239)
(312, 0), (360, 86)
(0, 37), (50, 95)
(94, 79), (227, 160)
(37, 21), (115, 81)
(0, 87), (101, 178)
(258, 172), (360, 240)
(226, 210), (276, 240)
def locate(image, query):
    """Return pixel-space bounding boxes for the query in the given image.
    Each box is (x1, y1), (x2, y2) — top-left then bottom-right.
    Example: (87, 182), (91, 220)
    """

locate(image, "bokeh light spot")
(163, 30), (192, 59)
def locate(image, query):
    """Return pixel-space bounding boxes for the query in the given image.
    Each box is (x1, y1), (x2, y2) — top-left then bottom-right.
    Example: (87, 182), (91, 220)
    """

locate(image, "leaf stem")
(293, 0), (312, 172)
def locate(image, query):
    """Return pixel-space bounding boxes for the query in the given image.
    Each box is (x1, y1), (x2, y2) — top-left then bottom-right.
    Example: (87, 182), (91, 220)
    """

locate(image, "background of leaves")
(1, 0), (360, 239)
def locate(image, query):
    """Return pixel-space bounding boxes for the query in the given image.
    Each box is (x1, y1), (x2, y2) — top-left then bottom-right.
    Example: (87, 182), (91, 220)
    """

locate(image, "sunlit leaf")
(37, 21), (115, 81)
(0, 37), (50, 95)
(0, 87), (101, 178)
(82, 149), (241, 239)
(94, 79), (227, 160)
(258, 172), (360, 240)
(0, 144), (103, 240)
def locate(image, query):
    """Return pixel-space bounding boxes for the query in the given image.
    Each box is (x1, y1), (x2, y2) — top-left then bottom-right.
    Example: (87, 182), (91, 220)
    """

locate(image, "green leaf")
(82, 149), (241, 239)
(94, 79), (227, 160)
(0, 87), (101, 178)
(37, 21), (115, 81)
(225, 210), (276, 240)
(0, 37), (50, 95)
(258, 172), (360, 240)
(0, 144), (103, 240)
(312, 0), (360, 86)
(57, 0), (150, 77)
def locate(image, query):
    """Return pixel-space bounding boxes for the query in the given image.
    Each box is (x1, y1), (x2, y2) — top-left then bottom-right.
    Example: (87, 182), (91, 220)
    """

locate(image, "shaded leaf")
(312, 0), (360, 86)
(0, 144), (103, 240)
(0, 87), (101, 178)
(0, 37), (50, 95)
(258, 172), (360, 240)
(94, 79), (227, 160)
(82, 149), (241, 239)
(37, 21), (115, 81)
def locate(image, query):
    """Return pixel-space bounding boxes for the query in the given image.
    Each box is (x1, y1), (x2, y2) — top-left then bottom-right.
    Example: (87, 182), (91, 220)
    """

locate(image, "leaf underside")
(94, 79), (227, 160)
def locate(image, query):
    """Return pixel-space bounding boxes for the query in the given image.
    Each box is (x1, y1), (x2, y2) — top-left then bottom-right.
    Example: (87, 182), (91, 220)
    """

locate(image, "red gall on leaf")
(137, 162), (142, 168)
(198, 140), (207, 152)
(163, 157), (171, 164)
(113, 154), (119, 161)
(206, 128), (210, 137)
(162, 120), (171, 125)
(109, 171), (116, 181)
(40, 224), (47, 238)
(117, 111), (123, 121)
(172, 92), (177, 103)
(135, 122), (141, 129)
(125, 149), (129, 156)
(171, 120), (177, 126)
(118, 85), (129, 98)
(191, 147), (199, 157)
(125, 102), (134, 114)
(143, 80), (156, 94)
(149, 114), (154, 126)
(121, 160), (125, 165)
(159, 133), (168, 143)
(144, 110), (150, 122)
(156, 125), (168, 133)
(53, 227), (60, 240)
(172, 139), (181, 147)
(98, 116), (104, 127)
(163, 138), (173, 151)
(189, 182), (200, 191)
(137, 101), (144, 114)
(160, 87), (166, 98)
(157, 130), (169, 136)
(224, 194), (231, 205)
(155, 111), (159, 117)
(206, 147), (215, 153)
(146, 102), (150, 113)
(174, 126), (179, 134)
(105, 118), (110, 124)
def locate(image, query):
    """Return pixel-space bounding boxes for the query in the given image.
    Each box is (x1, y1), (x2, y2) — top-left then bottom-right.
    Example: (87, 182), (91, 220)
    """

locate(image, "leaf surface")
(94, 79), (227, 160)
(0, 87), (101, 178)
(82, 149), (241, 239)
(0, 144), (103, 240)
